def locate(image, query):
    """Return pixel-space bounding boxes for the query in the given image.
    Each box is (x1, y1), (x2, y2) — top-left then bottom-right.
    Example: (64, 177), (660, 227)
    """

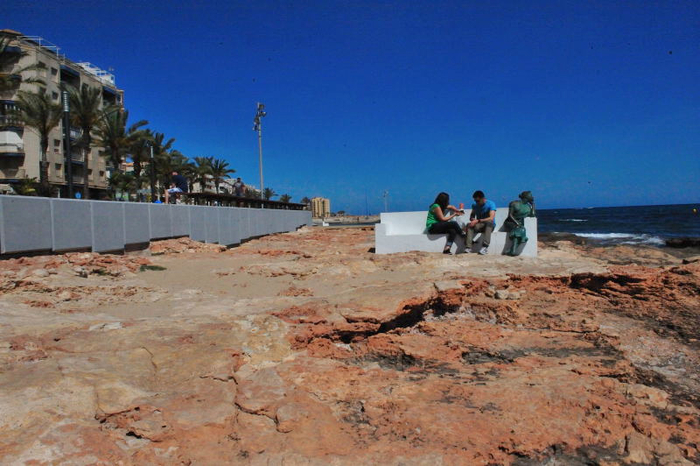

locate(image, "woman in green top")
(427, 192), (465, 254)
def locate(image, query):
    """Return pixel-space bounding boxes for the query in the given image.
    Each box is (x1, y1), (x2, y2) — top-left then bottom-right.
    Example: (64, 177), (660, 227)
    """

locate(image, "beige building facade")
(311, 197), (330, 218)
(0, 29), (124, 197)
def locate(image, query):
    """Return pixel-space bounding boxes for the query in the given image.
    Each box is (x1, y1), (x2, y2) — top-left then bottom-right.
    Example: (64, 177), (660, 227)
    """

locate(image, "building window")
(52, 92), (58, 101)
(99, 170), (105, 177)
(55, 163), (62, 175)
(51, 67), (58, 75)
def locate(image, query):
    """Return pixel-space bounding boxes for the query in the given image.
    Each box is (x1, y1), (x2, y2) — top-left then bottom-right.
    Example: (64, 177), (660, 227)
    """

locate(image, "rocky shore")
(1, 228), (698, 464)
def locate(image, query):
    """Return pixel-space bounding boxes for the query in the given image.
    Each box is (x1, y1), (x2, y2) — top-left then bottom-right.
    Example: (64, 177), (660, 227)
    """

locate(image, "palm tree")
(209, 158), (235, 193)
(245, 187), (261, 199)
(192, 156), (213, 193)
(67, 84), (102, 199)
(263, 187), (277, 200)
(14, 177), (39, 196)
(147, 132), (174, 194)
(0, 37), (44, 94)
(155, 149), (191, 191)
(301, 197), (311, 205)
(13, 90), (62, 195)
(94, 107), (148, 173)
(108, 171), (135, 200)
(127, 129), (153, 194)
(279, 194), (292, 203)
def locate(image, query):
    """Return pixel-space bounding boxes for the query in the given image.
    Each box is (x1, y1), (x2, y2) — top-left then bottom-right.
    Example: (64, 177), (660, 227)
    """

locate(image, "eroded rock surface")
(0, 227), (698, 465)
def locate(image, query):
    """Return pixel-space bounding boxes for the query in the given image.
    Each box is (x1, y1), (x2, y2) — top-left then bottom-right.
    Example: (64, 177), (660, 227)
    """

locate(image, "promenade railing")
(186, 192), (307, 210)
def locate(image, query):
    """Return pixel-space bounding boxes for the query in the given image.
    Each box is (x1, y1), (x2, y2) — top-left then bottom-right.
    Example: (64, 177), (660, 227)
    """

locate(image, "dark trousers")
(428, 221), (464, 245)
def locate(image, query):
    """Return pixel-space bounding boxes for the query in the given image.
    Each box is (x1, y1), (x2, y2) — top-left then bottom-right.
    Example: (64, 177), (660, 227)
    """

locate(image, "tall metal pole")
(149, 144), (156, 202)
(257, 121), (264, 194)
(61, 90), (73, 198)
(253, 103), (266, 198)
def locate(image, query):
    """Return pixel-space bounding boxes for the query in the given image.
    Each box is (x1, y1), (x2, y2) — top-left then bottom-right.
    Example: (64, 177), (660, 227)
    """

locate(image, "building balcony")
(0, 101), (22, 129)
(0, 129), (24, 156)
(0, 149), (24, 157)
(0, 168), (26, 180)
(0, 115), (23, 128)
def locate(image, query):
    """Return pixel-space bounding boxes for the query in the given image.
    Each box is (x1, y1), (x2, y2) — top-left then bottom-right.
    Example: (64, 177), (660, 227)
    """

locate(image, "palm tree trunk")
(83, 145), (90, 199)
(39, 137), (50, 197)
(82, 132), (91, 199)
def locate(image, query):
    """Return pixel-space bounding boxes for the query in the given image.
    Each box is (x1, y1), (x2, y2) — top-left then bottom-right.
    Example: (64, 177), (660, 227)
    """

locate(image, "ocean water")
(537, 204), (700, 246)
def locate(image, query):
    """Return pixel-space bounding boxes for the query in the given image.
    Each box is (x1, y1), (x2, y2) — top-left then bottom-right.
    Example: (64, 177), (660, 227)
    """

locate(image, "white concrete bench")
(374, 209), (537, 256)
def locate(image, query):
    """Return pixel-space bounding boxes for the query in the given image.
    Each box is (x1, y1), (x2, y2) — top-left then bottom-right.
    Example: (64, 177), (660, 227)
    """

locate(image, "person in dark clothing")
(165, 171), (188, 204)
(233, 177), (245, 197)
(426, 192), (465, 254)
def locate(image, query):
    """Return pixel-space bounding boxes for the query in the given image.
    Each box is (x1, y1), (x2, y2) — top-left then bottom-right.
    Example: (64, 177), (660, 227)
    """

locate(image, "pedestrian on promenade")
(233, 178), (245, 197)
(165, 171), (188, 204)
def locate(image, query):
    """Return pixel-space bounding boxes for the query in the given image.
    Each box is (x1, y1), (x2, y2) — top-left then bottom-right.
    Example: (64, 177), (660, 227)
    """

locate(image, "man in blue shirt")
(466, 190), (496, 255)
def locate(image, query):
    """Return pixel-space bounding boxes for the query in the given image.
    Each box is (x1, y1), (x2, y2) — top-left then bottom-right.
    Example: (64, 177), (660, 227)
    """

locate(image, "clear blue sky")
(6, 0), (699, 212)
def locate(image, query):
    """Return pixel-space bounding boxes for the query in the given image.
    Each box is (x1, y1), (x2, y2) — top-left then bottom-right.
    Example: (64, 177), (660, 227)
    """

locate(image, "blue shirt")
(472, 199), (497, 225)
(172, 174), (188, 192)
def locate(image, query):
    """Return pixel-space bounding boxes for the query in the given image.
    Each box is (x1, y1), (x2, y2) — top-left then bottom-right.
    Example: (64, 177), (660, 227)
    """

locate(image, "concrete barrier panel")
(171, 205), (191, 237)
(189, 206), (206, 242)
(204, 207), (219, 243)
(228, 208), (241, 245)
(0, 196), (53, 254)
(259, 209), (269, 235)
(217, 208), (234, 246)
(239, 208), (250, 240)
(274, 210), (285, 233)
(149, 204), (172, 239)
(124, 202), (151, 245)
(50, 199), (92, 251)
(91, 201), (126, 253)
(252, 209), (263, 237)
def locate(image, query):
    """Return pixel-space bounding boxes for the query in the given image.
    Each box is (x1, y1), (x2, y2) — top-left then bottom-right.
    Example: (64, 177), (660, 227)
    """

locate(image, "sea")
(537, 204), (700, 247)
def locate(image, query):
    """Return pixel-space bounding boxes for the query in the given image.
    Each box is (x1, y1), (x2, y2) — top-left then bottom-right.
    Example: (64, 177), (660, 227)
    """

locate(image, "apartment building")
(311, 197), (330, 218)
(0, 29), (124, 197)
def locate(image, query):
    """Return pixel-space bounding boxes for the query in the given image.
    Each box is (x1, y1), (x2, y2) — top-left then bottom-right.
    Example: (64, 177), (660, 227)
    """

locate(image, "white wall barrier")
(0, 195), (312, 255)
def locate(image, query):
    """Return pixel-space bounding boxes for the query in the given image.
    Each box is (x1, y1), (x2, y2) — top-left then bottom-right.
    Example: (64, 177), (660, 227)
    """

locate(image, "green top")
(426, 203), (440, 228)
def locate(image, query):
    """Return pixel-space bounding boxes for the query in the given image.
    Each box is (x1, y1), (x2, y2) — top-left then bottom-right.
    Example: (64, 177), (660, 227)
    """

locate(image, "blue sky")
(6, 0), (699, 212)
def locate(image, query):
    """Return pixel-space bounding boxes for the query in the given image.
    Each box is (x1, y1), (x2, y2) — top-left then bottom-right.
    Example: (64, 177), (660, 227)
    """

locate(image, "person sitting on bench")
(164, 171), (188, 204)
(465, 190), (496, 255)
(426, 192), (465, 254)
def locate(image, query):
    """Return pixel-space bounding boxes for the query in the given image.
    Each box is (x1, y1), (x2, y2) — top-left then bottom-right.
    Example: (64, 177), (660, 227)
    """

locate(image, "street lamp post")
(148, 142), (156, 202)
(253, 102), (267, 196)
(61, 90), (73, 198)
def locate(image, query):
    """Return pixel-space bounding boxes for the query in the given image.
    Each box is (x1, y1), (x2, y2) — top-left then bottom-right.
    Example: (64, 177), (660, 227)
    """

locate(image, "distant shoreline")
(312, 215), (379, 226)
